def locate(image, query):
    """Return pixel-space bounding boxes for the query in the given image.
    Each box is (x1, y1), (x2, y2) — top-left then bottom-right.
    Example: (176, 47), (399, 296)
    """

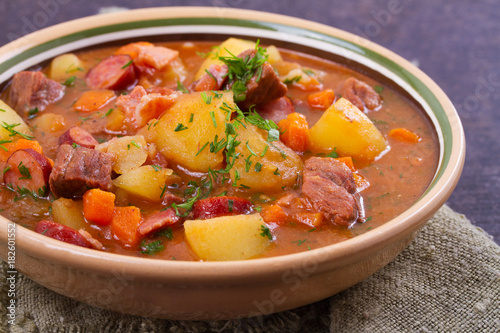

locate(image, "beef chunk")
(9, 71), (64, 115)
(227, 49), (287, 109)
(342, 77), (381, 111)
(49, 144), (113, 198)
(301, 157), (361, 226)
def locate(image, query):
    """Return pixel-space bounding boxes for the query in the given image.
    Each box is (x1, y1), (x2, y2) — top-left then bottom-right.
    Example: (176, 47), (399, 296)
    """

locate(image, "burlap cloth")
(1, 205), (499, 332)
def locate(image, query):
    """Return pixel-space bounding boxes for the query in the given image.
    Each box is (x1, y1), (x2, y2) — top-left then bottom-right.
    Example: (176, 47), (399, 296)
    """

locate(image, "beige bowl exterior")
(0, 7), (465, 320)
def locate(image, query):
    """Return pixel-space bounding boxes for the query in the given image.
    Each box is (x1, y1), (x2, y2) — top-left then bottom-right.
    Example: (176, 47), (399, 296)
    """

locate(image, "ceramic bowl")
(0, 7), (465, 320)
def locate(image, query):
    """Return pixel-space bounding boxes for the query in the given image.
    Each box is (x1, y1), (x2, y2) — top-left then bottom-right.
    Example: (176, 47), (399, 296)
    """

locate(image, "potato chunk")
(0, 99), (32, 141)
(112, 165), (174, 201)
(230, 123), (303, 192)
(149, 91), (235, 172)
(308, 98), (387, 163)
(52, 198), (88, 231)
(49, 53), (83, 81)
(184, 213), (272, 261)
(96, 135), (148, 174)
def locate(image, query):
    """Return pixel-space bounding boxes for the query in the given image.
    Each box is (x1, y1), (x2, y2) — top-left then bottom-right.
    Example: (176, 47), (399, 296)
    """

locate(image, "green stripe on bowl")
(0, 16), (452, 192)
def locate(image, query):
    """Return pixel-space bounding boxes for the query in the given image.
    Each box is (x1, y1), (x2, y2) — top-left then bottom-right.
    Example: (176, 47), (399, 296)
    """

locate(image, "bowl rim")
(0, 7), (465, 282)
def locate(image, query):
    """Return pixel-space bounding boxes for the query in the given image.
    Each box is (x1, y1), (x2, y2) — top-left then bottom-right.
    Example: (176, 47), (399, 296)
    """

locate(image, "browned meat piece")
(49, 144), (113, 198)
(138, 208), (180, 236)
(8, 71), (64, 115)
(226, 49), (287, 109)
(256, 96), (294, 124)
(58, 126), (99, 149)
(342, 77), (381, 111)
(301, 157), (362, 226)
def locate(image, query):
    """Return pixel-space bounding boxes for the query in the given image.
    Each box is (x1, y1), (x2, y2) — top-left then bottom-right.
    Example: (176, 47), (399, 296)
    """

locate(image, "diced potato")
(52, 198), (88, 231)
(184, 213), (272, 261)
(148, 91), (235, 172)
(0, 99), (32, 141)
(49, 53), (83, 81)
(266, 45), (283, 64)
(105, 108), (126, 132)
(194, 38), (255, 80)
(230, 123), (303, 192)
(308, 98), (387, 163)
(96, 135), (148, 174)
(112, 165), (174, 201)
(30, 113), (66, 133)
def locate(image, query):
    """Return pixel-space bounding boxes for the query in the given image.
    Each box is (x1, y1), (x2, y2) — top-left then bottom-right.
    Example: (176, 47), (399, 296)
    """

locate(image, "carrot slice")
(83, 189), (116, 226)
(261, 204), (288, 224)
(307, 89), (335, 109)
(111, 206), (142, 246)
(114, 41), (153, 59)
(278, 112), (309, 153)
(73, 90), (116, 112)
(389, 128), (420, 143)
(0, 139), (43, 162)
(336, 156), (355, 172)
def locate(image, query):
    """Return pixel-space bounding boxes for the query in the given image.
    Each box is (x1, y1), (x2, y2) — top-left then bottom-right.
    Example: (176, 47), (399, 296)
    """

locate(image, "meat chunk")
(85, 54), (137, 90)
(342, 77), (381, 111)
(135, 45), (179, 70)
(256, 96), (294, 124)
(301, 157), (361, 226)
(115, 85), (179, 130)
(9, 71), (64, 115)
(226, 49), (287, 109)
(49, 144), (113, 198)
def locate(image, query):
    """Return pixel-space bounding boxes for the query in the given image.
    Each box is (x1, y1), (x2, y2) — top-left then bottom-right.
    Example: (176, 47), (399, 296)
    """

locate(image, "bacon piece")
(136, 45), (179, 70)
(85, 54), (137, 90)
(192, 196), (253, 220)
(35, 220), (92, 248)
(138, 208), (180, 236)
(3, 148), (52, 196)
(256, 96), (294, 124)
(58, 126), (98, 149)
(115, 85), (179, 130)
(78, 229), (104, 250)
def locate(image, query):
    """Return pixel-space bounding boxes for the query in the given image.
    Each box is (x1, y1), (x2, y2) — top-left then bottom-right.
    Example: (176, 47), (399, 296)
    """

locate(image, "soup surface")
(0, 39), (439, 261)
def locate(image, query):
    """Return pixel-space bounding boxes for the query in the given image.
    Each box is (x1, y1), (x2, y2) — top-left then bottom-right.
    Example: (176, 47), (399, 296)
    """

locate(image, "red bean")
(85, 54), (137, 90)
(35, 220), (92, 248)
(58, 126), (98, 149)
(3, 148), (52, 196)
(192, 196), (253, 220)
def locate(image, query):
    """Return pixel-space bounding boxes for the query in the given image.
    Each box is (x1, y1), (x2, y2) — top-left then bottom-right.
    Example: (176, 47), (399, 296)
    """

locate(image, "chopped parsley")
(121, 60), (133, 69)
(62, 76), (76, 87)
(18, 161), (31, 180)
(1, 122), (34, 140)
(254, 162), (263, 172)
(326, 148), (338, 158)
(218, 41), (268, 102)
(101, 108), (114, 118)
(189, 113), (194, 123)
(174, 123), (189, 132)
(374, 85), (384, 94)
(151, 165), (161, 172)
(260, 225), (273, 240)
(27, 108), (39, 119)
(176, 81), (189, 93)
(200, 91), (212, 104)
(140, 240), (164, 255)
(283, 75), (302, 84)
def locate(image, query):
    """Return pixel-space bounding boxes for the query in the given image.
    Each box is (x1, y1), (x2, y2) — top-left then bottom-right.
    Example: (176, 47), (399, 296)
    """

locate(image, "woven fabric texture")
(1, 205), (499, 332)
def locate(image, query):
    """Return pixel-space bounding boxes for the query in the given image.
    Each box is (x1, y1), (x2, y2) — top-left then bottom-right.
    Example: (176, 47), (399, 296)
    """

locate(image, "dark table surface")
(1, 0), (499, 243)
